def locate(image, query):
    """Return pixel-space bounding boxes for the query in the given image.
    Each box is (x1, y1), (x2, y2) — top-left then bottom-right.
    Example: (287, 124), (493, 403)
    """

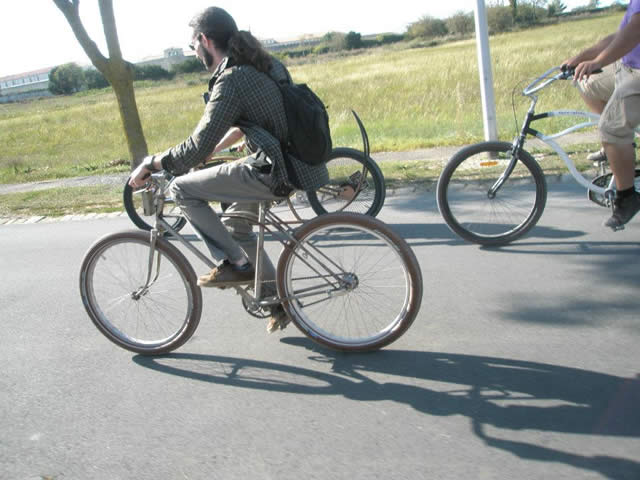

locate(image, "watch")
(141, 156), (158, 172)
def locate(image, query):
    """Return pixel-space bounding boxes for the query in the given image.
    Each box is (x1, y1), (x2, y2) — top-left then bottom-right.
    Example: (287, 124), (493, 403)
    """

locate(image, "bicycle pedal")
(588, 172), (614, 207)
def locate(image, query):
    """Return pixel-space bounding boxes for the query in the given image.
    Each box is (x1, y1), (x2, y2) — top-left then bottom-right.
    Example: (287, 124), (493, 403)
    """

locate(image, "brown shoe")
(266, 305), (291, 333)
(197, 261), (254, 288)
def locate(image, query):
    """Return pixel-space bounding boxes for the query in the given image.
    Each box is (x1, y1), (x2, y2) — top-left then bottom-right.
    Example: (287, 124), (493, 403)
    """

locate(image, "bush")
(486, 5), (514, 33)
(312, 45), (331, 55)
(49, 63), (85, 95)
(376, 33), (405, 45)
(406, 16), (448, 39)
(516, 3), (547, 27)
(84, 69), (109, 90)
(344, 31), (363, 50)
(446, 11), (475, 35)
(172, 57), (206, 74)
(547, 0), (567, 16)
(133, 64), (174, 81)
(323, 32), (348, 51)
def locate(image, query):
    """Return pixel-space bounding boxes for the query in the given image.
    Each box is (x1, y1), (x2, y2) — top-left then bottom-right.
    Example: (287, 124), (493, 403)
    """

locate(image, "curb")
(0, 211), (129, 226)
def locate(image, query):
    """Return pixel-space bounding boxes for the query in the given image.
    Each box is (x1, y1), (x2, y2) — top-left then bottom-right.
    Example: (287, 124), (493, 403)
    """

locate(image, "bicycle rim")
(80, 231), (201, 354)
(438, 142), (546, 246)
(277, 213), (422, 351)
(308, 148), (385, 217)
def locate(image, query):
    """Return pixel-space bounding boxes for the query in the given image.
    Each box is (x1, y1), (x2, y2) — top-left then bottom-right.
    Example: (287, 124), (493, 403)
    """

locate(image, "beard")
(201, 48), (215, 70)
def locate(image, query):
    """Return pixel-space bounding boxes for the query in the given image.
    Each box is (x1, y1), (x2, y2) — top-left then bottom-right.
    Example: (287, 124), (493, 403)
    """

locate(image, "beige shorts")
(578, 62), (616, 103)
(599, 63), (640, 144)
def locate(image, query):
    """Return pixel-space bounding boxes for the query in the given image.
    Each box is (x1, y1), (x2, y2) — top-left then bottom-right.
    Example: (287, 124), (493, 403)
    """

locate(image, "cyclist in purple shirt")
(564, 1), (640, 230)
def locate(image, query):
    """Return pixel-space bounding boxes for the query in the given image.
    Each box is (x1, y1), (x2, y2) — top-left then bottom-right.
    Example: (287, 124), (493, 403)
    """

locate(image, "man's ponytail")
(228, 31), (272, 74)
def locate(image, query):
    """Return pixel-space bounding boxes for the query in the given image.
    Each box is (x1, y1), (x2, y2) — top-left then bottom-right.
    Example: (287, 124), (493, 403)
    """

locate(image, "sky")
(0, 0), (619, 78)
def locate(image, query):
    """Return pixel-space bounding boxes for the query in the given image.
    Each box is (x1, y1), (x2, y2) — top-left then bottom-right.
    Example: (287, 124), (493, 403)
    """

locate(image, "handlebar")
(522, 65), (602, 97)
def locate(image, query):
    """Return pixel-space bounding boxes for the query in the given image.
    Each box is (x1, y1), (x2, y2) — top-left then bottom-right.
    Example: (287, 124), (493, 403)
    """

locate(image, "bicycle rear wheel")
(79, 230), (202, 355)
(124, 179), (187, 233)
(306, 148), (385, 217)
(436, 141), (547, 246)
(276, 213), (422, 352)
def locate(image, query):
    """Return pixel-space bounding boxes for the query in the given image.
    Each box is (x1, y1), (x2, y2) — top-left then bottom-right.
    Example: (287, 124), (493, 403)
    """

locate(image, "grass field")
(0, 12), (619, 191)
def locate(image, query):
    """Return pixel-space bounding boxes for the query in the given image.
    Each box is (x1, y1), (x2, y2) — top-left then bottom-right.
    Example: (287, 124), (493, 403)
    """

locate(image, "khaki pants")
(599, 63), (640, 144)
(578, 62), (616, 104)
(170, 157), (282, 291)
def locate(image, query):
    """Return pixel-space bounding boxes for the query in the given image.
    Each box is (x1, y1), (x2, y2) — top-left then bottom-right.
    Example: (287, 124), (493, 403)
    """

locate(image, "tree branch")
(98, 0), (123, 61)
(52, 0), (108, 71)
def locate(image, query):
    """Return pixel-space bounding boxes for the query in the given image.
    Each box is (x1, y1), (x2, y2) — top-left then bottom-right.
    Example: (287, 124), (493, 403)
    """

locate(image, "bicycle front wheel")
(437, 141), (547, 246)
(123, 179), (187, 233)
(276, 213), (422, 352)
(79, 230), (202, 355)
(307, 148), (386, 217)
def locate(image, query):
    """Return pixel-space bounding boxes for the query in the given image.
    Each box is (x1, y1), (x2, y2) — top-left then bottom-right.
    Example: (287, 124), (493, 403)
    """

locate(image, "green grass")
(0, 185), (124, 217)
(0, 12), (619, 185)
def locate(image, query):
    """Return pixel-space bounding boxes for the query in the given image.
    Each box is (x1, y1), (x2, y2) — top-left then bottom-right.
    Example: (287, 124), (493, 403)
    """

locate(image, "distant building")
(0, 67), (54, 103)
(0, 35), (326, 103)
(136, 48), (195, 70)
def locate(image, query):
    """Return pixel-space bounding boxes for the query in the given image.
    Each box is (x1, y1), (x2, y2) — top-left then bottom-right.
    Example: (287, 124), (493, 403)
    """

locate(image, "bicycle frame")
(141, 176), (352, 315)
(498, 66), (618, 201)
(513, 105), (609, 195)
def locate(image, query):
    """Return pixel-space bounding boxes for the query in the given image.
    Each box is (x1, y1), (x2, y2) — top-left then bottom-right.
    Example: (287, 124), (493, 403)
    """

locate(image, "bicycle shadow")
(386, 223), (588, 247)
(481, 239), (640, 255)
(133, 347), (640, 480)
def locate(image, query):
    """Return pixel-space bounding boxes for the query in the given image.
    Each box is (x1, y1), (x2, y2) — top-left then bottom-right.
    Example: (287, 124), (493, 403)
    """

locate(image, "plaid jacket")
(158, 56), (329, 194)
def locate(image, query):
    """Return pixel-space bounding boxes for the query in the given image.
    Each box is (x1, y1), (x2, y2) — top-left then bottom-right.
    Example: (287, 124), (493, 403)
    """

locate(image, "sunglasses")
(189, 33), (203, 51)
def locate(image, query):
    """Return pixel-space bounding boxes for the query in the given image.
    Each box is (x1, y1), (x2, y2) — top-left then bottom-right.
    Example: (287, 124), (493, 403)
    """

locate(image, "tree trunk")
(106, 62), (149, 168)
(52, 0), (148, 169)
(509, 0), (518, 22)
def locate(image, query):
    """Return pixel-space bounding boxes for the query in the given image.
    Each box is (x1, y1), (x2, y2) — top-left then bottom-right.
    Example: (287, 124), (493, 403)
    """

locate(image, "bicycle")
(436, 66), (640, 246)
(79, 174), (423, 356)
(123, 112), (386, 232)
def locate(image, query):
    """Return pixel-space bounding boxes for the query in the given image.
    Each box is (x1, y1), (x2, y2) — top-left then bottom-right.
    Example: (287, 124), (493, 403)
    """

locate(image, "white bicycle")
(437, 66), (640, 246)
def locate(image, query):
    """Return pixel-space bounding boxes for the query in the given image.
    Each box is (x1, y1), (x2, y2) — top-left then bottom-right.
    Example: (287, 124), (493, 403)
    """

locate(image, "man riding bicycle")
(128, 6), (328, 332)
(564, 0), (640, 230)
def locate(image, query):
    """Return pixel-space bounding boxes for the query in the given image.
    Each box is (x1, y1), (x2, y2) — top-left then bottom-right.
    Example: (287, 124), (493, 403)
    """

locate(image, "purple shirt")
(621, 0), (640, 68)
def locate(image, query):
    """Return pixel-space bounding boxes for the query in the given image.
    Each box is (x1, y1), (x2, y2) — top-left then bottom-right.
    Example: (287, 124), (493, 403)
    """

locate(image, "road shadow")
(134, 348), (640, 480)
(387, 223), (588, 247)
(482, 240), (640, 255)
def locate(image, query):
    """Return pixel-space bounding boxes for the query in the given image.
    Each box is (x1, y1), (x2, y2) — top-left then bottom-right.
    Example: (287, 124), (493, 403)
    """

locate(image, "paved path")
(1, 186), (638, 480)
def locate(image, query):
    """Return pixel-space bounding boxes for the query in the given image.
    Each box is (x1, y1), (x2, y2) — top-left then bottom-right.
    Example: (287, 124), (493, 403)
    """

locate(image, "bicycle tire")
(79, 230), (202, 355)
(123, 179), (187, 233)
(306, 148), (386, 218)
(437, 141), (547, 246)
(276, 212), (422, 352)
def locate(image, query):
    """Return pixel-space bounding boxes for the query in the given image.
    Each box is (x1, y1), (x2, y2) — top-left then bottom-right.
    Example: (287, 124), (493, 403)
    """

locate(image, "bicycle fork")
(132, 229), (163, 300)
(489, 104), (537, 198)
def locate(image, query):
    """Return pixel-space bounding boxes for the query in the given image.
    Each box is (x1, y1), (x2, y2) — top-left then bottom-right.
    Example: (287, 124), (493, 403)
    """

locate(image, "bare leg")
(603, 142), (636, 190)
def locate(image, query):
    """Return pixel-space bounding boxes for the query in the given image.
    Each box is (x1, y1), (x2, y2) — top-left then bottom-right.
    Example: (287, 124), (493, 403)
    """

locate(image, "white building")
(0, 67), (54, 103)
(136, 48), (195, 70)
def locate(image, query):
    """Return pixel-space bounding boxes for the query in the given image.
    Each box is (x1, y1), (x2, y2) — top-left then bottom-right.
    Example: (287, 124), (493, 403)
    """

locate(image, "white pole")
(474, 0), (498, 141)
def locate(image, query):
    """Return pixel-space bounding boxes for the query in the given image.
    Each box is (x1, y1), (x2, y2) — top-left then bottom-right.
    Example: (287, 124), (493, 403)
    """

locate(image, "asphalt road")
(1, 183), (639, 480)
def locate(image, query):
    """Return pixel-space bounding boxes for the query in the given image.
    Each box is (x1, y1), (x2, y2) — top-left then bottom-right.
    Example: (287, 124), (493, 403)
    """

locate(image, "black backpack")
(275, 81), (332, 166)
